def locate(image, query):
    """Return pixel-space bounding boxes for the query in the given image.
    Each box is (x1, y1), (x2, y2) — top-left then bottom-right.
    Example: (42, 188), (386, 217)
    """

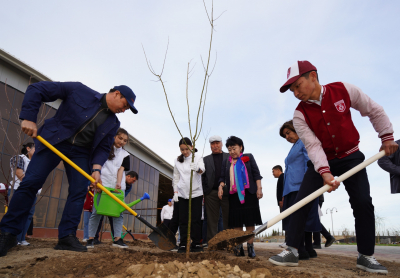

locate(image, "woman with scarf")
(218, 136), (263, 258)
(280, 120), (320, 260)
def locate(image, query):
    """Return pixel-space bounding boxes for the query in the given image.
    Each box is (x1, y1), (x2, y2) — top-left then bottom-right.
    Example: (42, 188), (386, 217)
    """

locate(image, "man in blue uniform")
(0, 82), (138, 256)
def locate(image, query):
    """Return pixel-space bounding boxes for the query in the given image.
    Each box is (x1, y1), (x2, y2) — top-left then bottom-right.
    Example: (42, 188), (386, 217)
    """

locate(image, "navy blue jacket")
(377, 139), (400, 194)
(219, 153), (263, 194)
(20, 81), (120, 167)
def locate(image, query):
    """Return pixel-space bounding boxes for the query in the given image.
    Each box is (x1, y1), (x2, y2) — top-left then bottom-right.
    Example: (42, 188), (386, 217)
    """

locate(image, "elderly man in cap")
(269, 61), (397, 274)
(0, 81), (138, 257)
(161, 199), (174, 228)
(201, 135), (230, 243)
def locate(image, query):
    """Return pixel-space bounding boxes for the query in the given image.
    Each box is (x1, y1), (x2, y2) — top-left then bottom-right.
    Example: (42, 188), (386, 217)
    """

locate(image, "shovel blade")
(214, 233), (256, 250)
(148, 223), (176, 251)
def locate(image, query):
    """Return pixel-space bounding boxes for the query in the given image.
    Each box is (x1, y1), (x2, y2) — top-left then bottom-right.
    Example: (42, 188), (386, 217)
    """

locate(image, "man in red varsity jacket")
(269, 61), (398, 274)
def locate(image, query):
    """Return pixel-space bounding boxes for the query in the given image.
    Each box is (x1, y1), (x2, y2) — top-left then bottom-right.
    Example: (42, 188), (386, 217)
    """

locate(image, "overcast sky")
(2, 0), (400, 234)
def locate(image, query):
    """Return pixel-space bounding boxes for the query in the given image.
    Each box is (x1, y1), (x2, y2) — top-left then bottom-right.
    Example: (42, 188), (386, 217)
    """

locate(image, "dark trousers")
(286, 151), (375, 255)
(204, 190), (229, 242)
(169, 201), (180, 235)
(0, 141), (90, 239)
(202, 206), (224, 243)
(313, 202), (333, 245)
(163, 219), (171, 228)
(178, 196), (203, 247)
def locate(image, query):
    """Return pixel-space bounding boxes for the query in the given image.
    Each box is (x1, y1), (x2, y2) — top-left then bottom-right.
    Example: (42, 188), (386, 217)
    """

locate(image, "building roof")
(0, 48), (173, 176)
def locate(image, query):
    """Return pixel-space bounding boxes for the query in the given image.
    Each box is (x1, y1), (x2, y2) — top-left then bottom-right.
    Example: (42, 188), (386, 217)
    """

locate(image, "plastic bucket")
(93, 187), (125, 217)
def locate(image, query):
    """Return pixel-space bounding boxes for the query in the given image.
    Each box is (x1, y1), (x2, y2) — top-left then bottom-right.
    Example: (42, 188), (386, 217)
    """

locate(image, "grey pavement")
(254, 242), (400, 263)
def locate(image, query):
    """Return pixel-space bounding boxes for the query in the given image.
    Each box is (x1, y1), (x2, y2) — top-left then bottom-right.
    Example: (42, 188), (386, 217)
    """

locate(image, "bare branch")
(186, 62), (193, 139)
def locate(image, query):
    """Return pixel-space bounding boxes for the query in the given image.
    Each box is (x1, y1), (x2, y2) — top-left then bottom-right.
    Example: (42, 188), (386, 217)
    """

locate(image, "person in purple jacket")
(0, 82), (138, 257)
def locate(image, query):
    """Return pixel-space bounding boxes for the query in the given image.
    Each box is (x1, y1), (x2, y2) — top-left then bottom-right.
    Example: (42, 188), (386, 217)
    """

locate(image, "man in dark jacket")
(378, 139), (400, 194)
(272, 165), (284, 211)
(0, 82), (138, 257)
(202, 135), (230, 242)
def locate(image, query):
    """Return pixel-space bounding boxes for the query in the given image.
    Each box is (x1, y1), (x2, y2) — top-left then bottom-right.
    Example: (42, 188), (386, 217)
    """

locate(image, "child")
(173, 137), (205, 253)
(10, 143), (40, 246)
(269, 61), (398, 274)
(86, 128), (130, 248)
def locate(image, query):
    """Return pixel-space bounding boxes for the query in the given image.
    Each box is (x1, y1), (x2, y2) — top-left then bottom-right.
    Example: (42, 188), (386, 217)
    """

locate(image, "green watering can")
(94, 187), (151, 217)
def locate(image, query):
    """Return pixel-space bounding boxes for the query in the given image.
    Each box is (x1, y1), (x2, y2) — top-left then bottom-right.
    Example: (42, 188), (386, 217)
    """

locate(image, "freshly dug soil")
(208, 229), (254, 251)
(1, 238), (399, 277)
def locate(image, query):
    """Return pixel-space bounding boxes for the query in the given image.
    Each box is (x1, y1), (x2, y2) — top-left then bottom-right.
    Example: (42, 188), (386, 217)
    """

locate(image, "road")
(254, 242), (400, 263)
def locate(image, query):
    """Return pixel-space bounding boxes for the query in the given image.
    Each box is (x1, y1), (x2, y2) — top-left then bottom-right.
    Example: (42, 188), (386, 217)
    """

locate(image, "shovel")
(213, 150), (386, 250)
(36, 135), (176, 250)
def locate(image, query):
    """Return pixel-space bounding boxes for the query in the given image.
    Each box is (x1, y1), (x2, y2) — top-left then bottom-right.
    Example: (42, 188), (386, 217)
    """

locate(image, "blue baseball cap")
(168, 199), (172, 202)
(113, 85), (138, 114)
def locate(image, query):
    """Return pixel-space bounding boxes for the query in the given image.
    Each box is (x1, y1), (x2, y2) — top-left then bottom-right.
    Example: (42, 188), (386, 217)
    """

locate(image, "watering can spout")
(118, 192), (151, 214)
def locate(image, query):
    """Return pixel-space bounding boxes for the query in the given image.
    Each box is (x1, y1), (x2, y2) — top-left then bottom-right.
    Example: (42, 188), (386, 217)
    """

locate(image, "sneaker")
(17, 242), (21, 246)
(299, 251), (310, 260)
(279, 242), (287, 248)
(170, 245), (179, 252)
(20, 240), (30, 246)
(86, 239), (94, 249)
(54, 234), (87, 252)
(190, 244), (204, 253)
(325, 236), (336, 248)
(177, 246), (187, 253)
(93, 238), (103, 245)
(307, 249), (317, 258)
(112, 238), (128, 249)
(269, 249), (299, 267)
(312, 243), (322, 249)
(247, 243), (256, 258)
(356, 254), (388, 274)
(202, 242), (208, 249)
(0, 232), (18, 257)
(82, 239), (88, 243)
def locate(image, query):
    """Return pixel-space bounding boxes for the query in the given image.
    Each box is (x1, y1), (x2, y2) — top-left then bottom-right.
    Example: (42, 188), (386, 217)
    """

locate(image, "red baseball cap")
(280, 61), (317, 93)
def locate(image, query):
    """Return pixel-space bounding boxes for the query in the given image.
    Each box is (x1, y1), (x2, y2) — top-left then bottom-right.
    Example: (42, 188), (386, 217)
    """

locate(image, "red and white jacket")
(293, 82), (394, 176)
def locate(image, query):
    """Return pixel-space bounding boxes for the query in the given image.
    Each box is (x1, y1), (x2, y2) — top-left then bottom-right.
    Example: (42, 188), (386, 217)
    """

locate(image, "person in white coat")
(173, 137), (205, 253)
(161, 199), (174, 227)
(87, 128), (130, 249)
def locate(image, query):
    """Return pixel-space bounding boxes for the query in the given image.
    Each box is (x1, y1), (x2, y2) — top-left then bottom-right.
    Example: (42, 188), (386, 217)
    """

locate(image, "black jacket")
(202, 152), (230, 196)
(377, 139), (400, 194)
(219, 153), (263, 194)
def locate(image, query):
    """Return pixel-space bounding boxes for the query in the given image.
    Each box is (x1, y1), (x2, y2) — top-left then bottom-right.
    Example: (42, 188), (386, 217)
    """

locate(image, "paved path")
(254, 242), (400, 263)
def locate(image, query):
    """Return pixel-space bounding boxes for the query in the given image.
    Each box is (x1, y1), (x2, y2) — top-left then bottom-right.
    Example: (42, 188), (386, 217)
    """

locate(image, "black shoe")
(190, 244), (204, 253)
(86, 239), (94, 249)
(202, 242), (208, 249)
(233, 244), (245, 257)
(357, 254), (388, 274)
(269, 248), (299, 267)
(0, 232), (18, 257)
(170, 245), (179, 252)
(247, 243), (256, 258)
(112, 238), (128, 249)
(325, 236), (336, 248)
(93, 238), (103, 245)
(307, 249), (317, 258)
(54, 234), (87, 252)
(177, 246), (187, 253)
(312, 244), (322, 249)
(299, 251), (310, 260)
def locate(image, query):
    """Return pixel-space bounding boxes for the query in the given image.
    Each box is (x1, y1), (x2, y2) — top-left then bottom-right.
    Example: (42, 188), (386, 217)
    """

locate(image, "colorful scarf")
(229, 153), (250, 204)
